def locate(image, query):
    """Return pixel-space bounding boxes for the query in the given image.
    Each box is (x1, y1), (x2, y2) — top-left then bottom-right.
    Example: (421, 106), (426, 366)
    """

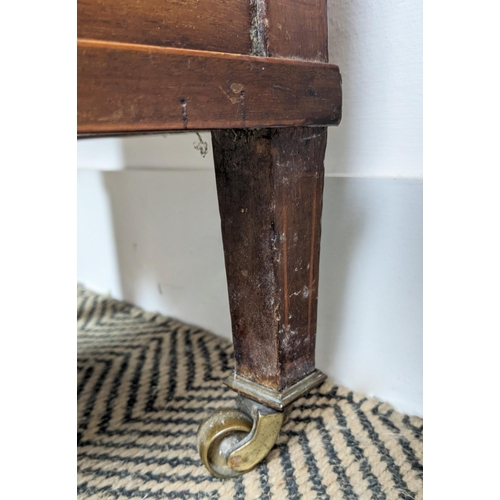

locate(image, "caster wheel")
(197, 408), (253, 478)
(197, 397), (285, 478)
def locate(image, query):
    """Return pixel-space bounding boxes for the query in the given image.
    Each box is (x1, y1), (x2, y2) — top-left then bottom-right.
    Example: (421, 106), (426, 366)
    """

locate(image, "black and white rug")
(77, 286), (423, 499)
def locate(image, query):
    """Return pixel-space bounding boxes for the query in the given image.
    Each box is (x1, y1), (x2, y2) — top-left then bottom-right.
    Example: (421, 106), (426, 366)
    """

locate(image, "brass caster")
(197, 396), (284, 479)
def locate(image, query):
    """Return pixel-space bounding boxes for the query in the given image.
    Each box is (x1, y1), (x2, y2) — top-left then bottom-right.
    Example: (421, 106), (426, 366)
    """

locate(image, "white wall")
(327, 0), (422, 177)
(77, 0), (422, 415)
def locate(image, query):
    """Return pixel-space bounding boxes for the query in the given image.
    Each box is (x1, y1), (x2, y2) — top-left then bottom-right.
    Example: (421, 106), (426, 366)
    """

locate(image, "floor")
(77, 285), (423, 499)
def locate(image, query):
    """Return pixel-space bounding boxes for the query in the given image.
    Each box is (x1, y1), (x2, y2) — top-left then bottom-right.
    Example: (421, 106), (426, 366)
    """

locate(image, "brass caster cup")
(197, 396), (284, 479)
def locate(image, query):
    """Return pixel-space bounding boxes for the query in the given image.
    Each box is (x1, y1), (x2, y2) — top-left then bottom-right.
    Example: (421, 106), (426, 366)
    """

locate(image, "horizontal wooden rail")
(77, 40), (342, 134)
(78, 0), (252, 55)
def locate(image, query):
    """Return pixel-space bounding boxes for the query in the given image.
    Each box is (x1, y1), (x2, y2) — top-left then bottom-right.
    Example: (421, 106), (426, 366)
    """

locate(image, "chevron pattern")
(77, 286), (423, 499)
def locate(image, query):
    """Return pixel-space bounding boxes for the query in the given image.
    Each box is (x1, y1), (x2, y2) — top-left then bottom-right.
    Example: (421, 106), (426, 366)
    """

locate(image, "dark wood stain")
(77, 0), (342, 394)
(266, 0), (329, 61)
(77, 40), (341, 134)
(211, 0), (336, 393)
(78, 0), (252, 55)
(212, 128), (326, 391)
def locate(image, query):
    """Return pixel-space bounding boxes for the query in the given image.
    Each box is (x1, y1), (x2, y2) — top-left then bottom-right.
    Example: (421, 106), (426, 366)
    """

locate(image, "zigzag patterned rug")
(77, 286), (423, 499)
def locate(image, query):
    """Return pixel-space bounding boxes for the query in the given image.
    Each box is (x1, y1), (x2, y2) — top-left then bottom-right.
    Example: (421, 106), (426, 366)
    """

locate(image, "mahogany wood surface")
(77, 0), (341, 394)
(77, 40), (341, 133)
(78, 0), (252, 55)
(266, 0), (329, 61)
(211, 0), (334, 392)
(213, 128), (326, 391)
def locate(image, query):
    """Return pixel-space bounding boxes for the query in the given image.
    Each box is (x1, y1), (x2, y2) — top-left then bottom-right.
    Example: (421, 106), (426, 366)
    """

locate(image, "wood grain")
(213, 128), (326, 391)
(210, 0), (335, 392)
(77, 40), (341, 134)
(77, 0), (341, 393)
(78, 0), (252, 55)
(266, 0), (329, 61)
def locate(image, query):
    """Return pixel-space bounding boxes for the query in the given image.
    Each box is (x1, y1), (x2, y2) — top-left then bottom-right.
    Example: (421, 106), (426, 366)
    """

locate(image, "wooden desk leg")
(197, 127), (327, 478)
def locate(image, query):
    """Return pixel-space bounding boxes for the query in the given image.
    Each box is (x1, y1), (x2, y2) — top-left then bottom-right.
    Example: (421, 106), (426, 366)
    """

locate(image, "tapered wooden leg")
(197, 127), (327, 478)
(212, 126), (326, 394)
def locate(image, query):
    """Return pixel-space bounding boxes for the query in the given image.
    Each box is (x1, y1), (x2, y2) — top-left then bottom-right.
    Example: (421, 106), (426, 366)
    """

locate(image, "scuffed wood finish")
(77, 0), (341, 395)
(77, 40), (341, 134)
(213, 128), (326, 391)
(266, 0), (329, 61)
(78, 0), (252, 55)
(211, 0), (336, 393)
